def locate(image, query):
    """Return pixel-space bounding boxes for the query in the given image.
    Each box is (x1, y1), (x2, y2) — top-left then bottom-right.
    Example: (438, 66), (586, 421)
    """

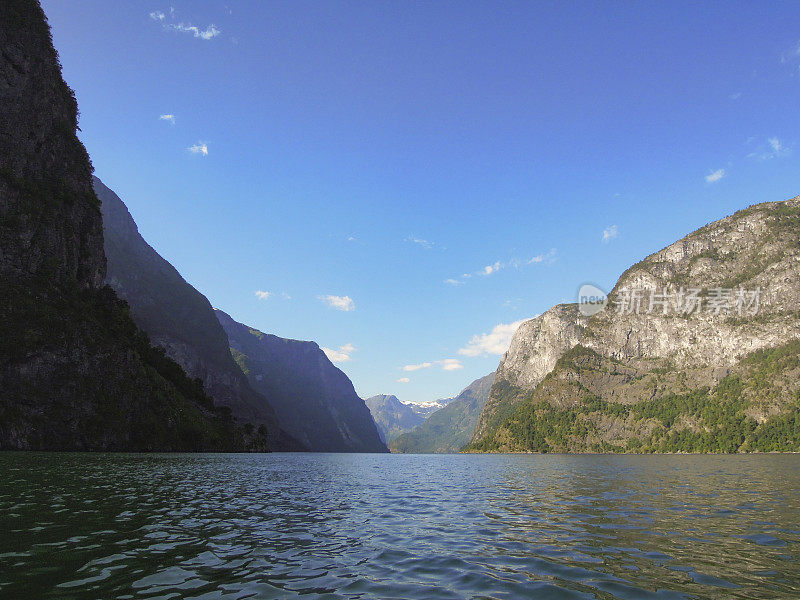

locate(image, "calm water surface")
(1, 453), (798, 599)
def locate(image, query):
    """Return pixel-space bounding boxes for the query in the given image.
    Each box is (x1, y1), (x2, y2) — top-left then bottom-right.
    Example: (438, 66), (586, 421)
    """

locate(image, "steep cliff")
(0, 0), (266, 451)
(364, 394), (424, 444)
(391, 373), (495, 453)
(97, 177), (300, 450)
(216, 310), (388, 452)
(470, 196), (800, 452)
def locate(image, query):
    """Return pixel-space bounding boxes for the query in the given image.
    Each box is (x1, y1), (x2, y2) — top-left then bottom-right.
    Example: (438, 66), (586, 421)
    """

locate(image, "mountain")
(216, 310), (388, 453)
(468, 195), (800, 453)
(364, 395), (425, 443)
(96, 177), (299, 450)
(408, 397), (457, 420)
(391, 373), (495, 453)
(0, 0), (263, 451)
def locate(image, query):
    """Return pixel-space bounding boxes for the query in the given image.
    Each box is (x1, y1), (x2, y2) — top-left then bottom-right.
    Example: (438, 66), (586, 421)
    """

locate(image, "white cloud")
(482, 261), (503, 276)
(780, 41), (800, 64)
(322, 343), (356, 364)
(319, 295), (355, 311)
(529, 248), (557, 263)
(150, 9), (220, 40)
(705, 169), (725, 183)
(768, 137), (788, 156)
(171, 23), (220, 40)
(729, 92), (742, 101)
(458, 319), (528, 357)
(396, 377), (410, 383)
(188, 142), (208, 156)
(159, 114), (175, 124)
(446, 250), (556, 286)
(747, 137), (790, 161)
(281, 292), (292, 300)
(402, 362), (432, 372)
(401, 359), (462, 372)
(405, 236), (435, 249)
(602, 225), (618, 243)
(440, 358), (463, 371)
(254, 290), (272, 300)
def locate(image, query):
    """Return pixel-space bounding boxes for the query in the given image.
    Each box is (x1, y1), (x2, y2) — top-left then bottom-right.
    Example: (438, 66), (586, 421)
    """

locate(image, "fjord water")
(1, 454), (798, 599)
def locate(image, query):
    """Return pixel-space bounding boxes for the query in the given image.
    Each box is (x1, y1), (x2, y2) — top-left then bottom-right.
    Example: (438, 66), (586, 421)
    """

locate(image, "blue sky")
(43, 1), (800, 403)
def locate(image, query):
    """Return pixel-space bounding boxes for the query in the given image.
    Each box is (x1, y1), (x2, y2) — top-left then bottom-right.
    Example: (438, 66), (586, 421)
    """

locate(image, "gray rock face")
(472, 305), (588, 441)
(217, 310), (388, 453)
(364, 395), (425, 443)
(470, 195), (800, 451)
(96, 177), (299, 451)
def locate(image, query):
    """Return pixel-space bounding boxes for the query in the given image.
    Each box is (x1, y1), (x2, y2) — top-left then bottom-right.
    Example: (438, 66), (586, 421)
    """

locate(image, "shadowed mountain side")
(96, 177), (301, 450)
(0, 0), (264, 451)
(216, 310), (388, 453)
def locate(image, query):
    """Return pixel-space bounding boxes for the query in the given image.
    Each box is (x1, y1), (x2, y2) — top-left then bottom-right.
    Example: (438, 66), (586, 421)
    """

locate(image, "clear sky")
(42, 1), (800, 403)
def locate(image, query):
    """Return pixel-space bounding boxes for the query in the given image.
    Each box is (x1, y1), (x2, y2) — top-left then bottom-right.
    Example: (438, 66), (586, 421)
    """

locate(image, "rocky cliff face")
(97, 178), (299, 450)
(391, 373), (495, 454)
(217, 310), (388, 453)
(471, 305), (588, 442)
(364, 395), (425, 444)
(0, 0), (266, 451)
(470, 196), (800, 453)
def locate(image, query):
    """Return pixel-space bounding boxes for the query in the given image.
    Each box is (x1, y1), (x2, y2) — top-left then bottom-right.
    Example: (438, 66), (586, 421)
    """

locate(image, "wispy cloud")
(188, 142), (208, 156)
(768, 137), (789, 157)
(401, 359), (463, 372)
(173, 23), (220, 40)
(729, 92), (742, 101)
(528, 248), (557, 264)
(159, 114), (175, 124)
(322, 343), (356, 363)
(150, 9), (220, 40)
(705, 168), (725, 183)
(602, 225), (618, 243)
(319, 295), (355, 311)
(254, 290), (272, 300)
(439, 358), (463, 371)
(458, 319), (529, 357)
(482, 261), (503, 276)
(405, 236), (436, 250)
(746, 137), (791, 161)
(780, 40), (800, 64)
(396, 377), (410, 383)
(402, 362), (432, 372)
(447, 249), (556, 285)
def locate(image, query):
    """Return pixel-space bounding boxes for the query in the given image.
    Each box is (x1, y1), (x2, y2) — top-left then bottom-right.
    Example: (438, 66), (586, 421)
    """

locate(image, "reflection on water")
(0, 453), (798, 599)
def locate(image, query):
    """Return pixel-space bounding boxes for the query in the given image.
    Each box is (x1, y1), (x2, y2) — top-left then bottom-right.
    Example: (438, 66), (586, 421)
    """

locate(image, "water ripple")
(0, 453), (799, 599)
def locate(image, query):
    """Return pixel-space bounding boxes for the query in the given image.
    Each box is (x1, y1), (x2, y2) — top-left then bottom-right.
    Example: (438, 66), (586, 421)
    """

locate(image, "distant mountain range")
(365, 395), (425, 443)
(391, 373), (495, 453)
